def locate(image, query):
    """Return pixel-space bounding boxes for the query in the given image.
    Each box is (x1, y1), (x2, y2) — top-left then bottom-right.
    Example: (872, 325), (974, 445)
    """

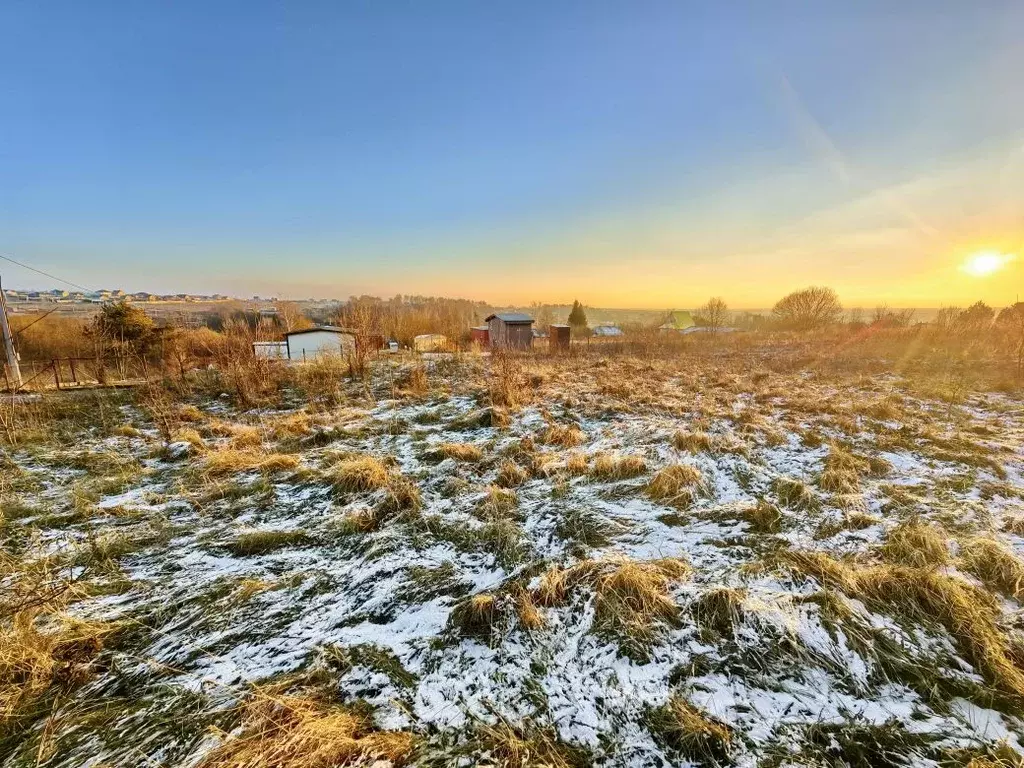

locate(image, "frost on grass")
(2, 360), (1024, 766)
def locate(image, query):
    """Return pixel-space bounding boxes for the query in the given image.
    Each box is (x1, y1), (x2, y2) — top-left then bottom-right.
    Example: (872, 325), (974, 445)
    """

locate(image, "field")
(3, 338), (1024, 767)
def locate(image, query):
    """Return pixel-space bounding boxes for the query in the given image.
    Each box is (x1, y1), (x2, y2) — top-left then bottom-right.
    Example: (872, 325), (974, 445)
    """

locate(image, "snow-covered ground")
(3, 362), (1024, 766)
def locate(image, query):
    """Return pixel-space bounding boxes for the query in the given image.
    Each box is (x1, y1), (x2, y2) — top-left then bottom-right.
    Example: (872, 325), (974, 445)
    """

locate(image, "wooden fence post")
(69, 357), (78, 385)
(53, 360), (61, 390)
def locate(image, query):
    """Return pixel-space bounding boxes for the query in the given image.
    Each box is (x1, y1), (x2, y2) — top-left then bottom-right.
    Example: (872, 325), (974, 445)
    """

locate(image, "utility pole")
(0, 275), (23, 390)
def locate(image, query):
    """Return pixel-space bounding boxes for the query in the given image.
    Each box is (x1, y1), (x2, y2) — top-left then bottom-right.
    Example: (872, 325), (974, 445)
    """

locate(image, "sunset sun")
(961, 250), (1014, 277)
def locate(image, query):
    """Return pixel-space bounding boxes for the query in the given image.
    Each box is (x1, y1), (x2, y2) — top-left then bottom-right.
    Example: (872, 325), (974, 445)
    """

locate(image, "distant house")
(659, 310), (695, 332)
(485, 313), (534, 350)
(283, 325), (355, 361)
(592, 324), (624, 337)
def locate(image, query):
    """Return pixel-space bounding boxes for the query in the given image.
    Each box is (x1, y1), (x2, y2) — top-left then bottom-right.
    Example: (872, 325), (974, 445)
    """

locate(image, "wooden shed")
(549, 324), (570, 352)
(485, 313), (534, 350)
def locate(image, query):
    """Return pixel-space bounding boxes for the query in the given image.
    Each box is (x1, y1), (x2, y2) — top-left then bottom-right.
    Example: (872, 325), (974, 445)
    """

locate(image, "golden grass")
(772, 476), (818, 511)
(513, 587), (544, 630)
(495, 460), (530, 488)
(535, 556), (691, 653)
(199, 692), (417, 768)
(744, 500), (782, 533)
(542, 423), (585, 448)
(202, 449), (299, 478)
(646, 464), (706, 507)
(672, 429), (713, 453)
(478, 486), (518, 520)
(782, 550), (1024, 703)
(449, 594), (500, 639)
(1, 609), (119, 737)
(649, 694), (732, 763)
(960, 537), (1024, 599)
(469, 719), (588, 768)
(329, 455), (390, 493)
(590, 453), (647, 481)
(879, 519), (950, 568)
(377, 476), (423, 517)
(439, 442), (484, 462)
(565, 452), (589, 475)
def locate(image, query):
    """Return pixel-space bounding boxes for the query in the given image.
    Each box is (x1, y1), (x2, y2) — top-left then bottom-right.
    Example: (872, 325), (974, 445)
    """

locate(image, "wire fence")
(3, 356), (153, 392)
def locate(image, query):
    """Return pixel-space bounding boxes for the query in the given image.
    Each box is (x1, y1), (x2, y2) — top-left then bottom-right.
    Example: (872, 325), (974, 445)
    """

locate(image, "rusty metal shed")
(485, 313), (534, 350)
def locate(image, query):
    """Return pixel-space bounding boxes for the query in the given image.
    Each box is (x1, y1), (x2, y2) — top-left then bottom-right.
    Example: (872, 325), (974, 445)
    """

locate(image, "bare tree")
(697, 297), (730, 333)
(276, 301), (312, 334)
(772, 286), (843, 331)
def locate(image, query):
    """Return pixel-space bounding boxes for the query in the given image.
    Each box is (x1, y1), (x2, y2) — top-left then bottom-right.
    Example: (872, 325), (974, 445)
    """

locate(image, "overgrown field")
(2, 350), (1024, 767)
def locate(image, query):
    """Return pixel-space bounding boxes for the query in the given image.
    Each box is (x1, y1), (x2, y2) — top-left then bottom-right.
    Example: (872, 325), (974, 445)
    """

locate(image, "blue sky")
(2, 1), (1022, 306)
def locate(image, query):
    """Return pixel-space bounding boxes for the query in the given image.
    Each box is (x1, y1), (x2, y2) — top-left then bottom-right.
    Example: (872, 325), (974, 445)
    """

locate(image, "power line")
(0, 253), (93, 293)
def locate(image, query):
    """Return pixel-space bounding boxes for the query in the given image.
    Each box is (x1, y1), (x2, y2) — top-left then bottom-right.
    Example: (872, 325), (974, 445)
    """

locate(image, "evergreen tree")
(567, 300), (588, 331)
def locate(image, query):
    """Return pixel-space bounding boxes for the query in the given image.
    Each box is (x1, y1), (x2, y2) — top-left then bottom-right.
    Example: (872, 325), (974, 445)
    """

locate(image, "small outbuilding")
(592, 324), (624, 337)
(470, 326), (490, 346)
(549, 324), (570, 352)
(485, 313), (534, 350)
(284, 326), (356, 361)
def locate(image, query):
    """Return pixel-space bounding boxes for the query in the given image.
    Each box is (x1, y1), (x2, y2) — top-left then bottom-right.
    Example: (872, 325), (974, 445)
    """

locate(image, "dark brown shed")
(485, 313), (534, 350)
(549, 324), (570, 352)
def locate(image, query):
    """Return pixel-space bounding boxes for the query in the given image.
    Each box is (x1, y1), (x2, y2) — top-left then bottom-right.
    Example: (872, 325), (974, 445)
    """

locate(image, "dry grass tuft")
(590, 453), (648, 481)
(744, 500), (782, 533)
(879, 519), (950, 568)
(691, 587), (746, 638)
(1, 609), (119, 739)
(513, 587), (544, 630)
(199, 692), (417, 767)
(646, 464), (707, 507)
(772, 476), (818, 511)
(819, 444), (868, 494)
(649, 694), (732, 764)
(478, 486), (518, 520)
(542, 423), (585, 448)
(449, 594), (500, 639)
(535, 556), (691, 655)
(469, 719), (589, 768)
(439, 442), (484, 462)
(672, 429), (713, 453)
(202, 449), (299, 478)
(565, 452), (589, 475)
(782, 550), (1024, 704)
(377, 476), (423, 518)
(329, 455), (390, 493)
(495, 460), (530, 488)
(960, 537), (1024, 599)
